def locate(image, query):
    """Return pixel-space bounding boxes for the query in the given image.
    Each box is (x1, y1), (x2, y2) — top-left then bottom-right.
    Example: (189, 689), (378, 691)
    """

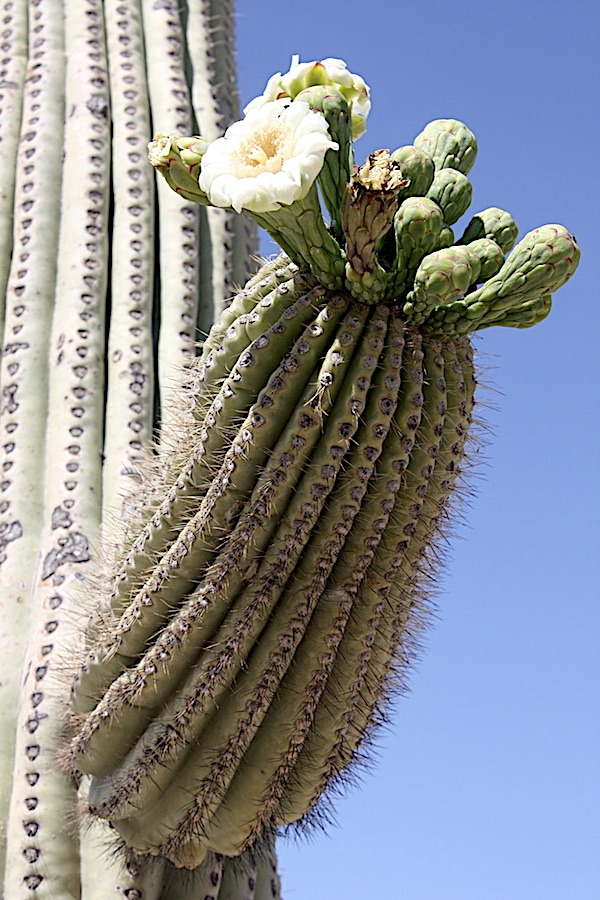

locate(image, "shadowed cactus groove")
(59, 58), (580, 875)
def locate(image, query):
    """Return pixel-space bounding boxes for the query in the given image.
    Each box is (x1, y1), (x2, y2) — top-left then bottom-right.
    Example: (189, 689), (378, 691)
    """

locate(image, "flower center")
(231, 123), (293, 177)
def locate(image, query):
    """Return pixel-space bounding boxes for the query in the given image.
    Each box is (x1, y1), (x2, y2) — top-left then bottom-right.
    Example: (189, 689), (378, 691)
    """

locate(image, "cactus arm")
(69, 301), (360, 789)
(0, 0), (65, 883)
(95, 304), (373, 863)
(0, 0), (28, 323)
(2, 0), (110, 894)
(101, 0), (156, 521)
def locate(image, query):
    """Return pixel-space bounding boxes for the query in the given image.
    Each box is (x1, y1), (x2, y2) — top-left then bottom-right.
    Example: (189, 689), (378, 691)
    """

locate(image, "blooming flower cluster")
(150, 55), (371, 285)
(245, 55), (371, 139)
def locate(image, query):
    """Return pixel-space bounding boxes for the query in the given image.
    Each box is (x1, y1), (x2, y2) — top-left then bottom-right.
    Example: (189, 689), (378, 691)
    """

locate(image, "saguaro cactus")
(60, 59), (576, 875)
(0, 0), (261, 896)
(0, 18), (580, 900)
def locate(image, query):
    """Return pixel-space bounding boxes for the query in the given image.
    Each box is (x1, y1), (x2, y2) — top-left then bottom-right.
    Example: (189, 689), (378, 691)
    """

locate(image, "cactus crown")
(149, 60), (579, 328)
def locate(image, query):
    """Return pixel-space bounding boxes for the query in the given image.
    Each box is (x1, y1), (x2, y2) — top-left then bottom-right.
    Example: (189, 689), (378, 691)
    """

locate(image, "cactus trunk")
(0, 0), (262, 896)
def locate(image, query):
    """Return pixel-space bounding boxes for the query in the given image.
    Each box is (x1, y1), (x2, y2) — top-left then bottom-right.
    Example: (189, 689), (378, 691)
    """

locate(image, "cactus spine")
(0, 0), (263, 896)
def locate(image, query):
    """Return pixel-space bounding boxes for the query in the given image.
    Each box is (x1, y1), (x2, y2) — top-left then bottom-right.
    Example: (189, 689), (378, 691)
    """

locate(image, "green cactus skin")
(463, 237), (505, 281)
(404, 244), (482, 323)
(250, 189), (346, 292)
(390, 145), (435, 200)
(388, 196), (445, 298)
(434, 224), (455, 250)
(294, 85), (353, 241)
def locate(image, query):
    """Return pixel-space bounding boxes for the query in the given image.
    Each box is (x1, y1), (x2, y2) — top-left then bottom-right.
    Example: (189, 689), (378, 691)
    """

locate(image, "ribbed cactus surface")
(66, 272), (476, 866)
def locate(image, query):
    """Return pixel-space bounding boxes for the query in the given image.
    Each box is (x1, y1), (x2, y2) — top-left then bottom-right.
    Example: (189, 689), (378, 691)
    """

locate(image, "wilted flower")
(147, 133), (173, 168)
(199, 99), (338, 214)
(245, 55), (371, 139)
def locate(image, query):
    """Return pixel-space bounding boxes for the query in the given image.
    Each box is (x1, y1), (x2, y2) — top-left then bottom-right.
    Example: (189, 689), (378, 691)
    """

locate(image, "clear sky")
(234, 3), (599, 897)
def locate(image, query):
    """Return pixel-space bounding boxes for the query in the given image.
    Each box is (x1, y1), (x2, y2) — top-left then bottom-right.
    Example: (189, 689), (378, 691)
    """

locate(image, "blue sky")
(234, 2), (599, 897)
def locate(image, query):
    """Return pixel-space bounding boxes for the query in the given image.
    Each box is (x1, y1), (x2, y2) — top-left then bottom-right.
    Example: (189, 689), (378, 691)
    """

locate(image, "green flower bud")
(390, 145), (435, 199)
(426, 168), (473, 225)
(414, 118), (478, 174)
(459, 207), (518, 254)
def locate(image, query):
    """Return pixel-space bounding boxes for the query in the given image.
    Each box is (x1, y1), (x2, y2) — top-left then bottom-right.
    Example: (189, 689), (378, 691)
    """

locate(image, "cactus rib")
(101, 0), (156, 523)
(0, 3), (66, 881)
(3, 0), (111, 893)
(75, 304), (372, 830)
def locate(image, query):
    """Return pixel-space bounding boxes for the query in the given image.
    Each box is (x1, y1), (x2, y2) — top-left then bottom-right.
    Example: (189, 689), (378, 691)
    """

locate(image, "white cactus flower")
(245, 55), (371, 139)
(199, 99), (338, 214)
